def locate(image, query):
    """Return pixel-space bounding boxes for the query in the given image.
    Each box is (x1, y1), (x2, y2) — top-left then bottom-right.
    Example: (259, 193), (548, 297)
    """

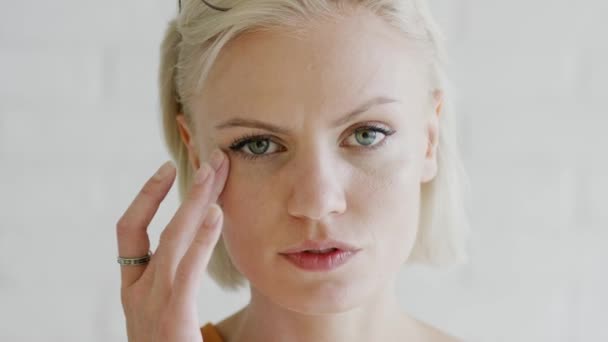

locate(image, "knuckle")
(188, 174), (214, 200)
(158, 229), (180, 256)
(158, 228), (174, 246)
(139, 180), (159, 199)
(116, 216), (133, 238)
(191, 231), (212, 250)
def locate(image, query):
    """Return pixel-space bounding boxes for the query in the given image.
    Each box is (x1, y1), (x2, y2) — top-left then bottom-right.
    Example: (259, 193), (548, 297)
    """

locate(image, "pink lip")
(279, 239), (361, 272)
(280, 249), (359, 271)
(279, 239), (360, 254)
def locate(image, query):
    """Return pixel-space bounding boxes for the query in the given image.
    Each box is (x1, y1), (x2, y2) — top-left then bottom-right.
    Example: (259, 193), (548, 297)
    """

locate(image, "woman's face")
(184, 11), (440, 314)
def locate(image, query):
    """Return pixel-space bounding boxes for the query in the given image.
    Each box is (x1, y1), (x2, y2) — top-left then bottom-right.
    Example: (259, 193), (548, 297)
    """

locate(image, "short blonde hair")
(159, 0), (471, 290)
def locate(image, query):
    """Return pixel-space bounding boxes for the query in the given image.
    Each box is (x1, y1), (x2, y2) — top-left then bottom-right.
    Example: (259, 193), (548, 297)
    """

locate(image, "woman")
(116, 0), (470, 341)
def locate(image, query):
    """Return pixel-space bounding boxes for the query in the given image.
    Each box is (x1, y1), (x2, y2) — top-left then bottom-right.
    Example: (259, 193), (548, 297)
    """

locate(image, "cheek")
(216, 159), (278, 271)
(351, 155), (422, 262)
(352, 146), (421, 203)
(218, 157), (273, 213)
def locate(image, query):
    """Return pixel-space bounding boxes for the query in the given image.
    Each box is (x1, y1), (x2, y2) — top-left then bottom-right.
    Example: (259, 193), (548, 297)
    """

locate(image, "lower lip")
(280, 249), (358, 272)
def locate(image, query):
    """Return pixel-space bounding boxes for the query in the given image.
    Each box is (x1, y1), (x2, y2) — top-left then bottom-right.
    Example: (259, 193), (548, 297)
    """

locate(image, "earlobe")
(421, 124), (439, 183)
(433, 89), (443, 118)
(421, 92), (441, 183)
(176, 114), (201, 170)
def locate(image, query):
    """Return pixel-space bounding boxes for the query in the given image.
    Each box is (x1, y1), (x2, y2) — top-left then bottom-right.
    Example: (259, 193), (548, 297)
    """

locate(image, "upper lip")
(279, 239), (361, 254)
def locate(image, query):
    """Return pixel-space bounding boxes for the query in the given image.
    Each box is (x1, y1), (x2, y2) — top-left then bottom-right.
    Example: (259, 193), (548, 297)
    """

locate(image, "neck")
(229, 279), (418, 342)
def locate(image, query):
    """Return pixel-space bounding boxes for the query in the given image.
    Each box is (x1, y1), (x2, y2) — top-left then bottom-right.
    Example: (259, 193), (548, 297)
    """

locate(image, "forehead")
(195, 11), (430, 124)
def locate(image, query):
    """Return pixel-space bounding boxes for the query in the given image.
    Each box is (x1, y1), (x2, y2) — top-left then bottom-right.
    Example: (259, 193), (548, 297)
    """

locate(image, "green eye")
(246, 139), (270, 154)
(354, 129), (377, 146)
(344, 125), (394, 149)
(229, 134), (283, 161)
(228, 124), (395, 161)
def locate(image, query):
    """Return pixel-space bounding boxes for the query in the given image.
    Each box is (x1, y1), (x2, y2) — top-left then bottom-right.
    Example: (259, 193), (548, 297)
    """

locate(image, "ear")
(176, 114), (201, 170)
(421, 90), (442, 184)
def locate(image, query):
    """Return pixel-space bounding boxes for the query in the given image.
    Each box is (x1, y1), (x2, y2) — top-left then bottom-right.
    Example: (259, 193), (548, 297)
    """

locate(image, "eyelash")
(228, 123), (396, 161)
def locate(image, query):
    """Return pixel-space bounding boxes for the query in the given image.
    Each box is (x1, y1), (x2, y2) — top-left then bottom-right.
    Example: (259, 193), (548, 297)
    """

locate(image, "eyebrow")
(214, 96), (400, 134)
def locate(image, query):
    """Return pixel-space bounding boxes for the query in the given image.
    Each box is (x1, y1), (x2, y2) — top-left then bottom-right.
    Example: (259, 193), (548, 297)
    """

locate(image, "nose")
(286, 147), (347, 221)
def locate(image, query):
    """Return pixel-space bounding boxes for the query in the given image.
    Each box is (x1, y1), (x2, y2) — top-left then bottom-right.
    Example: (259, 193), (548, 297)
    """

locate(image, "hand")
(116, 149), (229, 342)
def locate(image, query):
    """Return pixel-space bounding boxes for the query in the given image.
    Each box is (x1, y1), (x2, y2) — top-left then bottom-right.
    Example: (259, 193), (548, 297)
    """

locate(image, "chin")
(264, 273), (377, 315)
(242, 250), (389, 315)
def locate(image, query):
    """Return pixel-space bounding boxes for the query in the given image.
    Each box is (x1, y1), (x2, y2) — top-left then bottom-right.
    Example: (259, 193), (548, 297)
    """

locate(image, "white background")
(0, 0), (606, 341)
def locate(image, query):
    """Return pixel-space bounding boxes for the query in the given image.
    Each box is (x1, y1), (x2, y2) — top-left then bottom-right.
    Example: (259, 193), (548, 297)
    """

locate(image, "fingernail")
(204, 204), (222, 228)
(209, 149), (224, 170)
(153, 161), (174, 181)
(194, 163), (212, 185)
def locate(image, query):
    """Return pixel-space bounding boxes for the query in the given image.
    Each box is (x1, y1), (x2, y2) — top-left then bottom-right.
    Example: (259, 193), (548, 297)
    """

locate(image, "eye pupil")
(355, 130), (377, 146)
(248, 139), (270, 154)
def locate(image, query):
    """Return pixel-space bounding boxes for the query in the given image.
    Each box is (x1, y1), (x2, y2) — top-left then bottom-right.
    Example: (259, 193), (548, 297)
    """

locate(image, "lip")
(280, 249), (359, 272)
(278, 239), (361, 272)
(279, 239), (361, 254)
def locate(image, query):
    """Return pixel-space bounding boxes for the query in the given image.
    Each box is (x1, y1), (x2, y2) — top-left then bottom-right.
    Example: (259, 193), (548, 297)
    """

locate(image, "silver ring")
(117, 251), (152, 266)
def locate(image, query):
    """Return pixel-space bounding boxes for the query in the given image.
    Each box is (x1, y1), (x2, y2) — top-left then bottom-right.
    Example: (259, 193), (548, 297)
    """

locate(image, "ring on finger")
(117, 251), (152, 266)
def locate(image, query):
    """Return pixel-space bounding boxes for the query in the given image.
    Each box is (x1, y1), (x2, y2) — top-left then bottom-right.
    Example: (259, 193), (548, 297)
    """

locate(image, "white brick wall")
(1, 0), (606, 341)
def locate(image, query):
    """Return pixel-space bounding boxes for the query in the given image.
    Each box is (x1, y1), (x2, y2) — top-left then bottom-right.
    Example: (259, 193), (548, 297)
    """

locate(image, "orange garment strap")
(201, 322), (225, 342)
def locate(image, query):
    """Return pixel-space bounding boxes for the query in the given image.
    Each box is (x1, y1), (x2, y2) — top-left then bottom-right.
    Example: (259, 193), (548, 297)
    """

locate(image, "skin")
(115, 7), (458, 342)
(177, 9), (457, 342)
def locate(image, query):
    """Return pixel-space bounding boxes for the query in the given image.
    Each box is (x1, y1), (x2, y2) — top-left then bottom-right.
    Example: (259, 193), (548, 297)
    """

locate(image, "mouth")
(300, 248), (339, 254)
(279, 239), (361, 254)
(279, 240), (361, 272)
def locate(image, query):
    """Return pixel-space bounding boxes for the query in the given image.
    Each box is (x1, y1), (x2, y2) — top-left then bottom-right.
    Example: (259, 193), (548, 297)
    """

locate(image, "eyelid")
(341, 123), (394, 149)
(228, 132), (284, 151)
(349, 122), (393, 138)
(228, 132), (285, 161)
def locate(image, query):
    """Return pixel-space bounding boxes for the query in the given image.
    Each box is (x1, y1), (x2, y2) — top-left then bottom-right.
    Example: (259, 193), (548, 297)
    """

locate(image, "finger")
(116, 161), (176, 288)
(153, 157), (220, 283)
(172, 204), (223, 308)
(154, 149), (229, 288)
(154, 149), (228, 267)
(208, 149), (230, 204)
